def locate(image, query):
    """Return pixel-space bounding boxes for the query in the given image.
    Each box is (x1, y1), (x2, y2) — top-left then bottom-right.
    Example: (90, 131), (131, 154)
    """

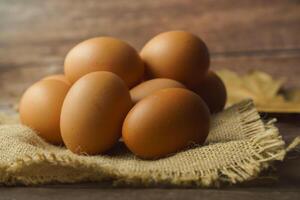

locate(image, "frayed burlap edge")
(1, 100), (299, 187)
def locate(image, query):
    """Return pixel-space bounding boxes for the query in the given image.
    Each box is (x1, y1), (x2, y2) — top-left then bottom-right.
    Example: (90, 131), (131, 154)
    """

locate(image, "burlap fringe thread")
(0, 100), (299, 187)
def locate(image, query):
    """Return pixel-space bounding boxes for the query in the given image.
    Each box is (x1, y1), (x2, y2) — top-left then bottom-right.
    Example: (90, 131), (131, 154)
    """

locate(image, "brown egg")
(122, 88), (210, 159)
(64, 37), (144, 88)
(190, 71), (227, 113)
(19, 79), (70, 144)
(60, 71), (132, 155)
(42, 74), (70, 85)
(130, 78), (186, 104)
(140, 31), (210, 86)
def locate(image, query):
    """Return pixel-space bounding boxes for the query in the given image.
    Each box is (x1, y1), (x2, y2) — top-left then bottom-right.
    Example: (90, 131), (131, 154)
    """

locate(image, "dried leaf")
(216, 69), (300, 113)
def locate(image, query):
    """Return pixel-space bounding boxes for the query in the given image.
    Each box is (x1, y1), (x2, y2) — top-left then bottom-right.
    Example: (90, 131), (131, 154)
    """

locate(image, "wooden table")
(0, 0), (299, 199)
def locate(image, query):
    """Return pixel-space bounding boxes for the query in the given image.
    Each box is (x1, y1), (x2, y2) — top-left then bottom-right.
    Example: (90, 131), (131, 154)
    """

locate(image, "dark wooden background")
(0, 0), (300, 199)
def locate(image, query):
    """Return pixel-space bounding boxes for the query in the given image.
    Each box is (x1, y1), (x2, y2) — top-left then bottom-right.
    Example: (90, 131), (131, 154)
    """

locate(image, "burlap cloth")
(0, 100), (299, 187)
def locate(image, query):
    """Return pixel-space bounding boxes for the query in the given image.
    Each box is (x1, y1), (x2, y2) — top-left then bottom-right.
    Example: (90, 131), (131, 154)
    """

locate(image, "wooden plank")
(1, 0), (300, 70)
(212, 52), (300, 88)
(1, 54), (299, 107)
(1, 185), (300, 200)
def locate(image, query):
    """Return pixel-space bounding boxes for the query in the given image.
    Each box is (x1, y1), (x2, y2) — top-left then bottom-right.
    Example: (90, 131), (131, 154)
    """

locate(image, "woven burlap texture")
(0, 100), (288, 186)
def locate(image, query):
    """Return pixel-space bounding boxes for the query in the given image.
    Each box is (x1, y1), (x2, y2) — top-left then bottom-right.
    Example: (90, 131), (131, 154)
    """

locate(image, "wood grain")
(1, 186), (300, 200)
(1, 54), (300, 108)
(1, 0), (300, 70)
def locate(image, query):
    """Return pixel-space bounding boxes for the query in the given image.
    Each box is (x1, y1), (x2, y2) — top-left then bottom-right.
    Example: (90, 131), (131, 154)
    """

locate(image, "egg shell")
(60, 71), (132, 155)
(130, 78), (186, 104)
(122, 88), (210, 159)
(19, 79), (70, 144)
(42, 74), (70, 85)
(140, 31), (210, 86)
(64, 37), (144, 88)
(190, 71), (227, 113)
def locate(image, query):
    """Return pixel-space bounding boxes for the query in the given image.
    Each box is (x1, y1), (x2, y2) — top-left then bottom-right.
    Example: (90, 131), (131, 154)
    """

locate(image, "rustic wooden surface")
(0, 0), (300, 199)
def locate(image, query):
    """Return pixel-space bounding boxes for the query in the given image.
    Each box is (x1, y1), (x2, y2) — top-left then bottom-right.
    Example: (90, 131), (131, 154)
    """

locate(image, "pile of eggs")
(19, 31), (227, 159)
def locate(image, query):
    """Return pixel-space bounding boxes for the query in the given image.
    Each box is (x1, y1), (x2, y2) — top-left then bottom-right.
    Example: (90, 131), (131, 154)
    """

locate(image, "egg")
(190, 71), (227, 113)
(19, 79), (70, 144)
(130, 78), (186, 104)
(122, 88), (210, 159)
(140, 31), (210, 86)
(42, 74), (70, 85)
(64, 37), (144, 88)
(60, 71), (132, 155)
